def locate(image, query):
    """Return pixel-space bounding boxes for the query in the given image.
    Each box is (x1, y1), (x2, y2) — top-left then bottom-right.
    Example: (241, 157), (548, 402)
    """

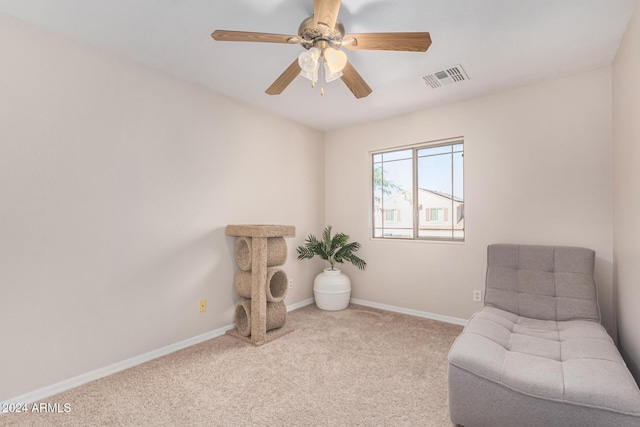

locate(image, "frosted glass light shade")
(300, 67), (318, 82)
(323, 62), (343, 82)
(324, 47), (347, 73)
(298, 47), (321, 82)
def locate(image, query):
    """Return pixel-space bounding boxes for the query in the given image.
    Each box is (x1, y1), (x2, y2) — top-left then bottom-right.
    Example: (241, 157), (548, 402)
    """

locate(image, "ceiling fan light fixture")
(298, 47), (321, 82)
(323, 47), (348, 73)
(323, 61), (343, 82)
(298, 47), (320, 71)
(300, 67), (319, 83)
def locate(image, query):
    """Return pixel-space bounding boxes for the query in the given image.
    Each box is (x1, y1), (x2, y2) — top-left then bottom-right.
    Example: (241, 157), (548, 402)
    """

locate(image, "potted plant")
(296, 225), (366, 311)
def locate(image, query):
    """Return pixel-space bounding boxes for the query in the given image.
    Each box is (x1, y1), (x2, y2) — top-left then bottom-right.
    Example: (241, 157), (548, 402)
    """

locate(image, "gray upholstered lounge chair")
(448, 244), (640, 427)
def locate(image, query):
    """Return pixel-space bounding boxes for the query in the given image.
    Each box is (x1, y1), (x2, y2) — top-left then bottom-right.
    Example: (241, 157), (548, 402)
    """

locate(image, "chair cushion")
(449, 306), (640, 415)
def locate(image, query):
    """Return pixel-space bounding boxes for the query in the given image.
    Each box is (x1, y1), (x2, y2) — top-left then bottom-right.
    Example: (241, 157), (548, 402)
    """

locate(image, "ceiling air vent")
(422, 64), (469, 89)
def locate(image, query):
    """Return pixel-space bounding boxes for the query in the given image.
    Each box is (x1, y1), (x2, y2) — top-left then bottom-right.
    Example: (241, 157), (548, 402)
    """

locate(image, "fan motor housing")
(298, 16), (345, 49)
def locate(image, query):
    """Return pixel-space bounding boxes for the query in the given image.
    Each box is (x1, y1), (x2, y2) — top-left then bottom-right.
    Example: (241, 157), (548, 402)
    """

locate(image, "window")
(372, 140), (464, 241)
(385, 209), (400, 222)
(428, 208), (446, 222)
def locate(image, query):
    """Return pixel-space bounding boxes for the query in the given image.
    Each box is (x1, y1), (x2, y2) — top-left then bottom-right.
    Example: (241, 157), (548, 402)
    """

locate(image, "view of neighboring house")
(374, 188), (464, 239)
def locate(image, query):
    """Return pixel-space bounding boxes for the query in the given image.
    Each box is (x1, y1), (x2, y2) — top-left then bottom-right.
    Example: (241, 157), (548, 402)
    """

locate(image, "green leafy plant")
(296, 225), (366, 271)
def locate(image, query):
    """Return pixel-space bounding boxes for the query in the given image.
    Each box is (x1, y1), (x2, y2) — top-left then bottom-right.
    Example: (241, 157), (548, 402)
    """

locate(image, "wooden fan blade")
(314, 0), (342, 31)
(265, 59), (302, 95)
(211, 30), (300, 44)
(340, 62), (372, 99)
(343, 32), (432, 52)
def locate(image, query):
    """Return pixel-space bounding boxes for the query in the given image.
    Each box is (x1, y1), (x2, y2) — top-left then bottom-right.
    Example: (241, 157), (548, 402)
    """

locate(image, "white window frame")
(371, 138), (465, 242)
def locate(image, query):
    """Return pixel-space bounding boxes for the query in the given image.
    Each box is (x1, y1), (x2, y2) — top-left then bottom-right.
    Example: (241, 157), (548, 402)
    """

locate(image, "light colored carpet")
(2, 304), (463, 426)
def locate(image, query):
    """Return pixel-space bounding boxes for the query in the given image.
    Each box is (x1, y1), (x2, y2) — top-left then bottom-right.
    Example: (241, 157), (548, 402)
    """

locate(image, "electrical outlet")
(288, 280), (294, 289)
(473, 290), (482, 302)
(199, 299), (206, 313)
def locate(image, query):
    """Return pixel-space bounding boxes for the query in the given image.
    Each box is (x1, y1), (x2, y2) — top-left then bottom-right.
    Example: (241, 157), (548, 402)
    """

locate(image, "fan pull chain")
(319, 56), (325, 96)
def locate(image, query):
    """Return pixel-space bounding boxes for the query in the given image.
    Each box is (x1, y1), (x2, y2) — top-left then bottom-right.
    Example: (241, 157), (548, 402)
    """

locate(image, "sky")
(374, 144), (463, 200)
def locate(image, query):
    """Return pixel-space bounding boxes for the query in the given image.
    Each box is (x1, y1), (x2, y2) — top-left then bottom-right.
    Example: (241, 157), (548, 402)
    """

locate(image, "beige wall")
(0, 15), (324, 401)
(613, 3), (640, 382)
(325, 68), (614, 334)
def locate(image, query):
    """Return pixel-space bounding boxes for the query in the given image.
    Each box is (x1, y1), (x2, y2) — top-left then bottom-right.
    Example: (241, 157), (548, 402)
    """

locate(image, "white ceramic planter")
(314, 268), (351, 311)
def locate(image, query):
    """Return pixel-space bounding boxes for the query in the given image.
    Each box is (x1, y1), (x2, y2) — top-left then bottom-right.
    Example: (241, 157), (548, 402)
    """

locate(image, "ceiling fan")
(211, 0), (432, 99)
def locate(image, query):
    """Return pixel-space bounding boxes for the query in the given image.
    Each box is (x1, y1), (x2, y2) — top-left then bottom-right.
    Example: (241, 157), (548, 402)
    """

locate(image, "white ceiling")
(0, 0), (637, 131)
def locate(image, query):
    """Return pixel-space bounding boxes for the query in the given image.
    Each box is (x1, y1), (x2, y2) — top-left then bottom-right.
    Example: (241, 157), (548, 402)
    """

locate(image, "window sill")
(371, 236), (465, 245)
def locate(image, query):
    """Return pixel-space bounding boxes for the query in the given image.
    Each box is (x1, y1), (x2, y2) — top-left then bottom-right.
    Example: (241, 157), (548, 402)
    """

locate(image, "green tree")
(373, 166), (403, 201)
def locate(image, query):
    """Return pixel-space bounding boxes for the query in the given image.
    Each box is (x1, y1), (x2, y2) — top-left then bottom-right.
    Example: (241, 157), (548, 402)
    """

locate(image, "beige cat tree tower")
(225, 224), (295, 345)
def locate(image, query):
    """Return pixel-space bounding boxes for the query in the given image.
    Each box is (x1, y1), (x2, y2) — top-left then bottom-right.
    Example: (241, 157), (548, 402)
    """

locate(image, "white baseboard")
(1, 323), (235, 411)
(350, 298), (468, 326)
(1, 298), (317, 411)
(287, 297), (315, 311)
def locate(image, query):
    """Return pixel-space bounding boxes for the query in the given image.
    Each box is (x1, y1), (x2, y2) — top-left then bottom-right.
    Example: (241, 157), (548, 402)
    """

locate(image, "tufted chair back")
(485, 244), (600, 321)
